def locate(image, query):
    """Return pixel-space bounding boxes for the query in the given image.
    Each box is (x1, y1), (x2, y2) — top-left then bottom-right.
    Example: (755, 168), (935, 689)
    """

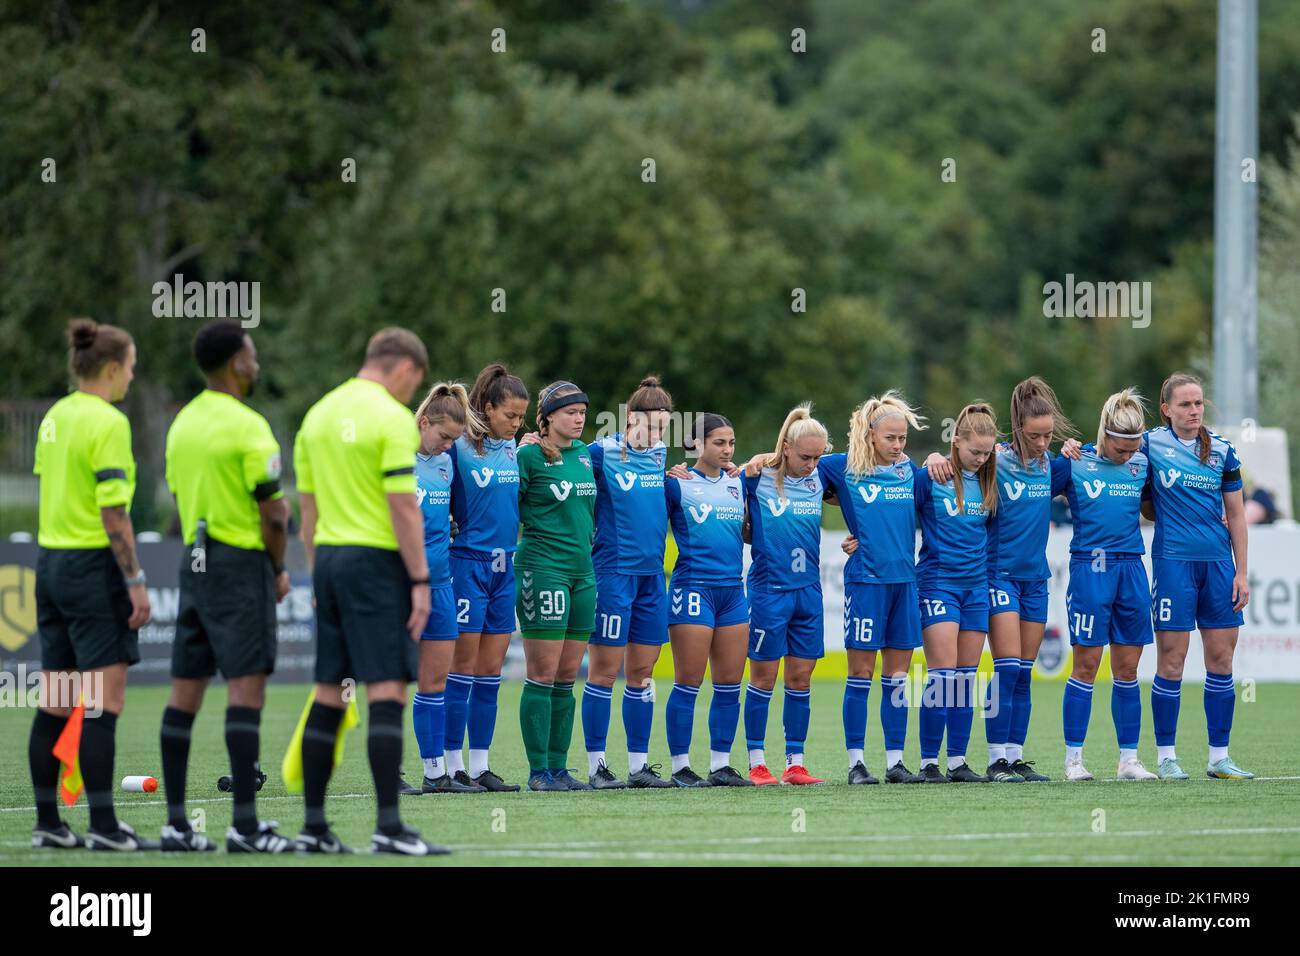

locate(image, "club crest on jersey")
(506, 447), (516, 460)
(579, 455), (592, 469)
(1208, 452), (1222, 467)
(1128, 462), (1140, 477)
(438, 467), (449, 482)
(803, 477), (818, 492)
(653, 450), (664, 468)
(728, 486), (739, 499)
(894, 464), (908, 479)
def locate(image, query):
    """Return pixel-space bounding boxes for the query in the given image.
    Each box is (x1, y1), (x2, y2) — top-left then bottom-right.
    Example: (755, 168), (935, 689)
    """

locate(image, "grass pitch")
(2, 680), (1297, 866)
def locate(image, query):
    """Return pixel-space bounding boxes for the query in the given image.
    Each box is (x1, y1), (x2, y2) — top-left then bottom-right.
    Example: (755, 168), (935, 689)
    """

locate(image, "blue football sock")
(622, 683), (654, 754)
(783, 687), (811, 756)
(444, 672), (473, 755)
(1151, 675), (1181, 748)
(744, 684), (773, 751)
(919, 669), (949, 761)
(412, 692), (444, 760)
(708, 682), (741, 753)
(985, 657), (1020, 747)
(581, 682), (613, 753)
(947, 667), (977, 759)
(879, 674), (909, 753)
(1063, 677), (1094, 748)
(1009, 658), (1035, 747)
(1204, 671), (1236, 749)
(666, 683), (699, 757)
(467, 674), (502, 750)
(1111, 678), (1141, 750)
(842, 677), (871, 751)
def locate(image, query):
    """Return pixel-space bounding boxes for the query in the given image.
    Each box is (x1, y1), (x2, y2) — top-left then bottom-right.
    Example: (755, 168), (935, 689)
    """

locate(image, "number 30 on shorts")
(541, 590), (567, 618)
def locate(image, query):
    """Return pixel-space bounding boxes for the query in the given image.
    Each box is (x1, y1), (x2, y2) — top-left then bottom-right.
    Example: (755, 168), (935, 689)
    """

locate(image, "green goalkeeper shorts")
(515, 565), (596, 638)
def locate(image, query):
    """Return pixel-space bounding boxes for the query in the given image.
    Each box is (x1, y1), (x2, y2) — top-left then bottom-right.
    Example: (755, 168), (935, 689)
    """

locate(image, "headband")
(540, 384), (589, 419)
(1104, 428), (1143, 440)
(869, 408), (904, 427)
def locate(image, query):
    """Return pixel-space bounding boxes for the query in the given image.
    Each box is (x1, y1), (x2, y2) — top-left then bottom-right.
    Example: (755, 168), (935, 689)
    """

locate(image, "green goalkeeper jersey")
(515, 439), (597, 576)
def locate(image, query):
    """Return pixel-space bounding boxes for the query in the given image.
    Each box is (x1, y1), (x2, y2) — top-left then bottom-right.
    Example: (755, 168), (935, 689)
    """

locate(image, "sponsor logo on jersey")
(1003, 480), (1027, 500)
(1159, 468), (1181, 488)
(549, 481), (573, 501)
(766, 497), (790, 517)
(471, 467), (494, 488)
(615, 471), (637, 491)
(943, 498), (961, 516)
(858, 484), (882, 504)
(688, 503), (713, 524)
(1082, 479), (1107, 499)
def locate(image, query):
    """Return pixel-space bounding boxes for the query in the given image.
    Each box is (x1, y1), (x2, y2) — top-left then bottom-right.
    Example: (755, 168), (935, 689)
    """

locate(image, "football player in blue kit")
(1143, 373), (1253, 780)
(925, 377), (1081, 782)
(910, 404), (1002, 783)
(662, 414), (753, 787)
(830, 392), (929, 785)
(1054, 389), (1157, 781)
(442, 364), (530, 793)
(402, 384), (488, 793)
(738, 405), (831, 786)
(583, 377), (677, 789)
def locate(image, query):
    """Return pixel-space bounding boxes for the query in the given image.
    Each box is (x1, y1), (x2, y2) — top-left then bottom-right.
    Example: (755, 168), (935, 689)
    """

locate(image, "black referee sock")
(29, 709), (68, 830)
(367, 700), (405, 837)
(225, 706), (262, 835)
(80, 711), (119, 834)
(301, 701), (344, 835)
(160, 706), (196, 830)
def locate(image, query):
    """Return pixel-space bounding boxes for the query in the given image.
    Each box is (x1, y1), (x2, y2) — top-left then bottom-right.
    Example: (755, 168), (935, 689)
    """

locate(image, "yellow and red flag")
(52, 702), (85, 806)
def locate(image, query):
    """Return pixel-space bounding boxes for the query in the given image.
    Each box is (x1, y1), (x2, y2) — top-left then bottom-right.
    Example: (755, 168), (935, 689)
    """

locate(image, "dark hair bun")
(638, 375), (661, 389)
(68, 319), (98, 351)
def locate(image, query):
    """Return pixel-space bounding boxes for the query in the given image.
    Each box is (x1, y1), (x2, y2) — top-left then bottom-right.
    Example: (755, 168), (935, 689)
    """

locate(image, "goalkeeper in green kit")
(515, 381), (599, 791)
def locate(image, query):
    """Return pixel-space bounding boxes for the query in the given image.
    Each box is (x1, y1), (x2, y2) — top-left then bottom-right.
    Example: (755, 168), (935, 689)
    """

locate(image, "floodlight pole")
(1212, 0), (1259, 424)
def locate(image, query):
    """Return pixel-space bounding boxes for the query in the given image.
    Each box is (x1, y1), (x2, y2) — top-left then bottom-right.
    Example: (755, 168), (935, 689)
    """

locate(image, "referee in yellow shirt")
(160, 320), (293, 854)
(293, 327), (446, 856)
(30, 319), (154, 851)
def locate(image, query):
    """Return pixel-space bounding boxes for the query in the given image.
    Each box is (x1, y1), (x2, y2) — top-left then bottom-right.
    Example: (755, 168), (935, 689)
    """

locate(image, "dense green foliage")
(4, 0), (1298, 526)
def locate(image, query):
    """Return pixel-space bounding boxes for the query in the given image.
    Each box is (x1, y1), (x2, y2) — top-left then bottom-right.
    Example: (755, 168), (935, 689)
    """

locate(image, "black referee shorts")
(172, 536), (277, 680)
(35, 547), (140, 672)
(312, 545), (416, 685)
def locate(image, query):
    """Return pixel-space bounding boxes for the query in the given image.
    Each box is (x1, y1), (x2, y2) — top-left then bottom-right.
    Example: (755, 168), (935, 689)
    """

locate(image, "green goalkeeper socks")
(547, 682), (576, 771)
(520, 679), (553, 773)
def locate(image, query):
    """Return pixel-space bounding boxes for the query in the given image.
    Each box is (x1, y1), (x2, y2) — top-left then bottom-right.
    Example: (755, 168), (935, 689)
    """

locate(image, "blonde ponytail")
(1097, 388), (1147, 455)
(847, 390), (926, 476)
(416, 381), (476, 432)
(769, 403), (830, 496)
(949, 402), (1001, 514)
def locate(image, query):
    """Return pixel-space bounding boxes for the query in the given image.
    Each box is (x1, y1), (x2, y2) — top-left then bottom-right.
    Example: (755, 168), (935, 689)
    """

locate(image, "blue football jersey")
(914, 467), (993, 590)
(448, 434), (520, 560)
(589, 435), (669, 575)
(1053, 443), (1148, 557)
(1143, 426), (1242, 561)
(989, 443), (1070, 582)
(743, 467), (823, 592)
(416, 451), (454, 585)
(818, 453), (918, 584)
(666, 468), (745, 586)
